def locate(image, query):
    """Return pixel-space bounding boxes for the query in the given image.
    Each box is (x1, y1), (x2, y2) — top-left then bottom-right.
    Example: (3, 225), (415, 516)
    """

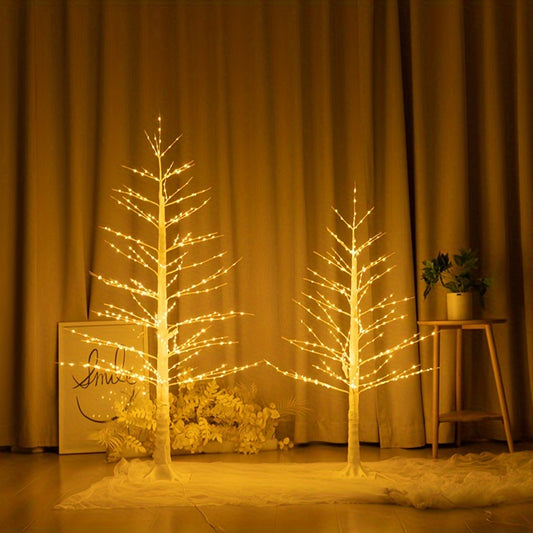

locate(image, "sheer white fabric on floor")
(57, 451), (533, 510)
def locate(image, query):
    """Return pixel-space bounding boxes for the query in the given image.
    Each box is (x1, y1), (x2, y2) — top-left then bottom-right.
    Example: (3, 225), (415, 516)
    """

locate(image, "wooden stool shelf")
(438, 410), (503, 423)
(418, 318), (514, 459)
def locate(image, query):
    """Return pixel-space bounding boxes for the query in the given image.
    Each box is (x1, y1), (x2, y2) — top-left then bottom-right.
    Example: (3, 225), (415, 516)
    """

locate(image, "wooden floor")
(2, 441), (533, 533)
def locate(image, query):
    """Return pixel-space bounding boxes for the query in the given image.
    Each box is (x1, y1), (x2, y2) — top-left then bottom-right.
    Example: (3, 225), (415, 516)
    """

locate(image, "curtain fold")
(0, 0), (531, 450)
(406, 0), (533, 442)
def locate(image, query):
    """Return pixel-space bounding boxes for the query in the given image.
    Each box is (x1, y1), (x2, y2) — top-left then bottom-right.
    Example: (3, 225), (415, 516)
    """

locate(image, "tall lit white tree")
(266, 189), (427, 477)
(68, 118), (256, 480)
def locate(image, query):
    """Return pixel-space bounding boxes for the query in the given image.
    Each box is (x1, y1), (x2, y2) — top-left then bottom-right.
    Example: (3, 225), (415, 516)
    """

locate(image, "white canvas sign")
(58, 321), (148, 454)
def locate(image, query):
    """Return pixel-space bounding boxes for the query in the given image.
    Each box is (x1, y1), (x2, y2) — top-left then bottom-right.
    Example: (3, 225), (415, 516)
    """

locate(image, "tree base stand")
(143, 462), (191, 482)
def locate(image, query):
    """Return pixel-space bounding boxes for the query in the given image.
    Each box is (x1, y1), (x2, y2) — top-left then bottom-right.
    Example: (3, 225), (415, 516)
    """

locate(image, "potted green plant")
(421, 248), (492, 320)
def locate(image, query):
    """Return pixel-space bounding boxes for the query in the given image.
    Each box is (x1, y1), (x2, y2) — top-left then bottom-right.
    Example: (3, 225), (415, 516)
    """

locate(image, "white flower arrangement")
(91, 380), (288, 461)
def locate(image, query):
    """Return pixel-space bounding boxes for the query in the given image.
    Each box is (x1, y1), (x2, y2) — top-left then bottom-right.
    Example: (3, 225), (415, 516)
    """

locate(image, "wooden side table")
(418, 319), (514, 459)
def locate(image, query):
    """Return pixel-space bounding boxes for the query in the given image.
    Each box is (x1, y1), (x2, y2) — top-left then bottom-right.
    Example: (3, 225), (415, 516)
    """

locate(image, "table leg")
(455, 327), (463, 447)
(432, 325), (441, 459)
(484, 324), (514, 453)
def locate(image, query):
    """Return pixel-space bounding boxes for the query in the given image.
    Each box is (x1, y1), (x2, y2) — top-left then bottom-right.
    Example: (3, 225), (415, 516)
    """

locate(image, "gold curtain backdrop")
(0, 0), (531, 450)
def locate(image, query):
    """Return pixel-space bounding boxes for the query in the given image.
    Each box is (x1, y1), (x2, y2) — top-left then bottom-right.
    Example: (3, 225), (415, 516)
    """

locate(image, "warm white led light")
(68, 118), (250, 480)
(266, 186), (431, 476)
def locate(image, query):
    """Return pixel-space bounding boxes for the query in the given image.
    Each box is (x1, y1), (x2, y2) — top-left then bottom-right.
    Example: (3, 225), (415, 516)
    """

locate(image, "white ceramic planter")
(446, 292), (473, 320)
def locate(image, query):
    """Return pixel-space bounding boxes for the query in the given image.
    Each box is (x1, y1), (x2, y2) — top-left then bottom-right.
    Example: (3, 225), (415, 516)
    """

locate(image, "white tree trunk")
(151, 384), (175, 479)
(344, 387), (366, 476)
(342, 227), (366, 477)
(147, 151), (177, 481)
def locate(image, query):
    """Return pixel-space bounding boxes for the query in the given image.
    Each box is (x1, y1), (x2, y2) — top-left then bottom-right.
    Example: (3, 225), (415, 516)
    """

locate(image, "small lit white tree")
(66, 118), (256, 480)
(266, 189), (428, 477)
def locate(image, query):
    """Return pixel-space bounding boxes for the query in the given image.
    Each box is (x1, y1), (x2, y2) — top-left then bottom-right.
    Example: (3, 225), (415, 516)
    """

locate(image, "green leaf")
(422, 247), (490, 304)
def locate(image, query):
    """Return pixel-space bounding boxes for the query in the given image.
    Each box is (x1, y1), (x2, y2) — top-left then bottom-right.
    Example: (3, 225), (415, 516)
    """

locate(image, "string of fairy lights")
(272, 187), (432, 396)
(61, 118), (431, 456)
(61, 117), (254, 413)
